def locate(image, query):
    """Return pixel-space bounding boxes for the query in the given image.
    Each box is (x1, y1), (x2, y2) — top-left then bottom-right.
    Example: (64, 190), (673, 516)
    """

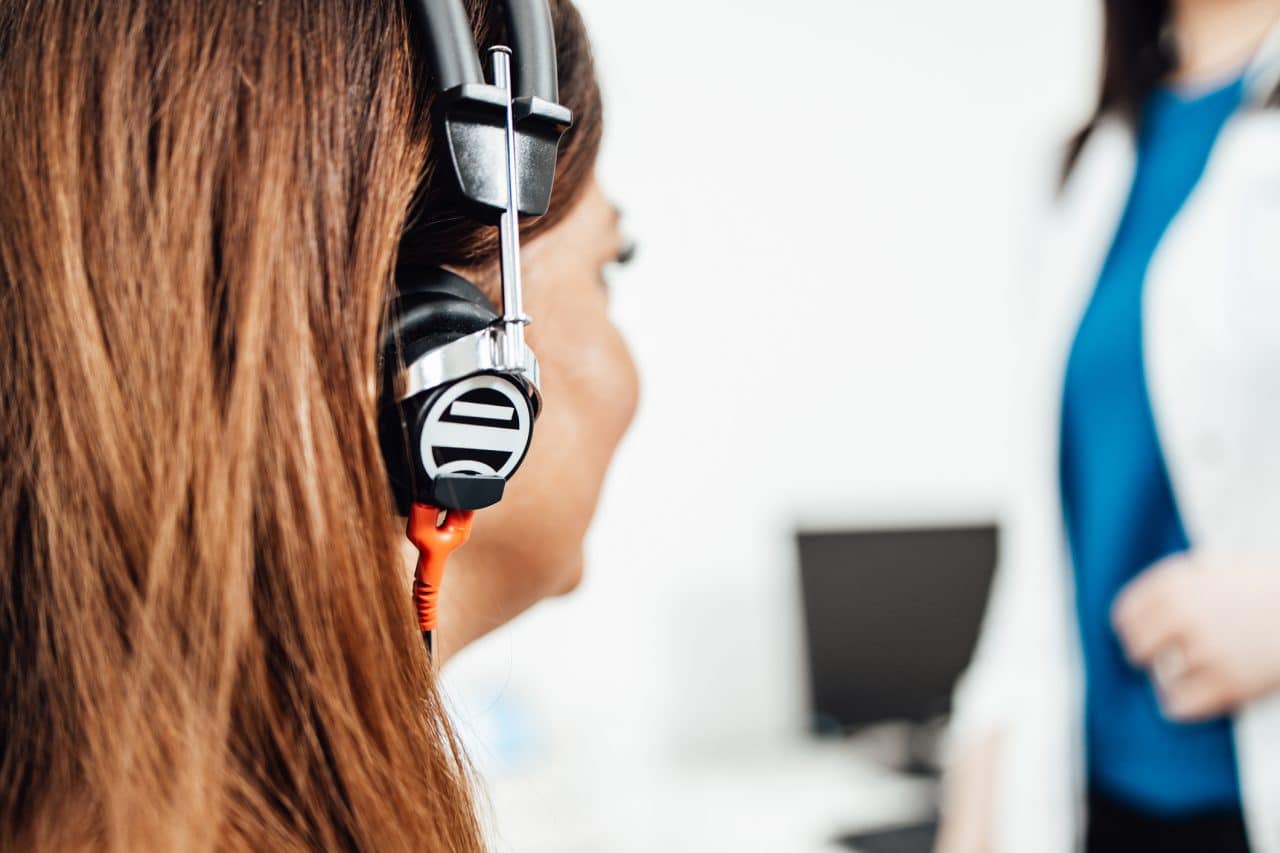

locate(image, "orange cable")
(406, 503), (475, 649)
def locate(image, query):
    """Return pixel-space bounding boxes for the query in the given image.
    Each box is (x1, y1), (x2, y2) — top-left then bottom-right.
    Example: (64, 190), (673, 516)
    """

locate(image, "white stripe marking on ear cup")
(428, 421), (527, 452)
(450, 400), (515, 421)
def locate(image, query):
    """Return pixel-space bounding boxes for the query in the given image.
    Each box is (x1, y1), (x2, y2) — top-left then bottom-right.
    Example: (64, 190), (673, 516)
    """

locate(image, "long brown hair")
(0, 1), (599, 850)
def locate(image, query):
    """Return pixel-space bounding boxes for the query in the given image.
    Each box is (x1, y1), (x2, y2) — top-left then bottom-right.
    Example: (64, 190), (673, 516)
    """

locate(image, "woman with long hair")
(938, 1), (1280, 852)
(0, 0), (637, 849)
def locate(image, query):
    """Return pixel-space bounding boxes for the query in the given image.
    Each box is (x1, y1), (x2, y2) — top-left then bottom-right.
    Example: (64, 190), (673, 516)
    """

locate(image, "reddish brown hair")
(0, 1), (600, 850)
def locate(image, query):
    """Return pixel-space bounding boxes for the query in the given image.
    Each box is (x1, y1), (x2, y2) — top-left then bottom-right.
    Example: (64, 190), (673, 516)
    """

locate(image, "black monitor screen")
(797, 524), (997, 731)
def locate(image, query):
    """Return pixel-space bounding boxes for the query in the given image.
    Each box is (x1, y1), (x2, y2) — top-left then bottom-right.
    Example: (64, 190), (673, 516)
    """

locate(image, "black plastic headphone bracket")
(439, 83), (512, 221)
(438, 86), (572, 219)
(512, 96), (572, 216)
(408, 0), (572, 217)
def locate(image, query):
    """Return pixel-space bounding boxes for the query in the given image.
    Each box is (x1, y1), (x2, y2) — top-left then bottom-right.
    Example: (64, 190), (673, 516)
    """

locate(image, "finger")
(1113, 584), (1190, 668)
(1118, 615), (1189, 670)
(1159, 669), (1232, 723)
(1113, 560), (1198, 667)
(1113, 554), (1192, 629)
(1151, 644), (1191, 692)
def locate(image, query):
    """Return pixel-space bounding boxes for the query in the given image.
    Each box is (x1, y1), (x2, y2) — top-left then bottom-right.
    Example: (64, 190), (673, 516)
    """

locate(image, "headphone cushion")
(386, 294), (496, 366)
(394, 264), (495, 307)
(382, 266), (498, 367)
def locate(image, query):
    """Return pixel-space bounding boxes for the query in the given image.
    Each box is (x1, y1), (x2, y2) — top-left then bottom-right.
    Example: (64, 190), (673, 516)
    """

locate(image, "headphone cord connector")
(407, 502), (475, 657)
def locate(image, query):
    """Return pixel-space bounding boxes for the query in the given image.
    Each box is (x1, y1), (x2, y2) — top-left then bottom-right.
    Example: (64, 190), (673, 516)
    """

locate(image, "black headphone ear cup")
(379, 267), (505, 514)
(382, 373), (536, 514)
(379, 386), (441, 516)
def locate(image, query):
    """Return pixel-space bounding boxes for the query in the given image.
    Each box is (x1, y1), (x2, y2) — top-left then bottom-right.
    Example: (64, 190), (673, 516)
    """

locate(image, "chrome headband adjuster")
(396, 324), (542, 410)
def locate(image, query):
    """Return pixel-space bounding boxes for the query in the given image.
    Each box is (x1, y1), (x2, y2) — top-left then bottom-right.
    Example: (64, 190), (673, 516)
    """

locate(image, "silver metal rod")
(490, 47), (529, 357)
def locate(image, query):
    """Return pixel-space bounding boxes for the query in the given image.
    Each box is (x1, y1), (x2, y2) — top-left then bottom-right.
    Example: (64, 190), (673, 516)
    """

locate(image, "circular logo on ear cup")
(418, 374), (533, 481)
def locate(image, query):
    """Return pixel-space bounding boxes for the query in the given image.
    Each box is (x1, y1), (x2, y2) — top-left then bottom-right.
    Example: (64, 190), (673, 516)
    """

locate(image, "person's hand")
(1113, 554), (1280, 722)
(934, 732), (1000, 853)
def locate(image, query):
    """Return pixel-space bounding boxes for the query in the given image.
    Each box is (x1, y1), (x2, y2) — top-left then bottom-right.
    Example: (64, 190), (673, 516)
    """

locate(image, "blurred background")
(444, 1), (1099, 850)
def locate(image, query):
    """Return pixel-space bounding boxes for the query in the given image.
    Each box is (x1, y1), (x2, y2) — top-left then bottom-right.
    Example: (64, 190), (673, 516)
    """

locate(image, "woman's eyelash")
(614, 238), (637, 267)
(601, 239), (637, 291)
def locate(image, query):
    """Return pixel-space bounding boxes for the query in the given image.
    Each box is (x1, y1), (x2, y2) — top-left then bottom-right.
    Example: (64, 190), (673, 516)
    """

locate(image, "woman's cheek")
(610, 326), (641, 436)
(571, 322), (640, 448)
(458, 292), (637, 605)
(510, 328), (634, 596)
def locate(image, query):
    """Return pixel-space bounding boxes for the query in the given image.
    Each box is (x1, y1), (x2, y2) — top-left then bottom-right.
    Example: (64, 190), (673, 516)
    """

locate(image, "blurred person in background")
(937, 1), (1280, 852)
(0, 0), (634, 850)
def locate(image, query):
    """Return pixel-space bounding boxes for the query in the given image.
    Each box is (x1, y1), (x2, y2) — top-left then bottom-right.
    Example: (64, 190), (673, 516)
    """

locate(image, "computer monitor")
(797, 524), (997, 732)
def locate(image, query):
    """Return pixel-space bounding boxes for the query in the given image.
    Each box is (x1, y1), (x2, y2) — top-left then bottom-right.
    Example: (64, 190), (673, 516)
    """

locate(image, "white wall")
(444, 1), (1098, 847)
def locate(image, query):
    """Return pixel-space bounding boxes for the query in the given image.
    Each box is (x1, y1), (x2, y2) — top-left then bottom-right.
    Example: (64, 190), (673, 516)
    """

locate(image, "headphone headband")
(505, 0), (559, 103)
(409, 0), (485, 92)
(406, 0), (572, 217)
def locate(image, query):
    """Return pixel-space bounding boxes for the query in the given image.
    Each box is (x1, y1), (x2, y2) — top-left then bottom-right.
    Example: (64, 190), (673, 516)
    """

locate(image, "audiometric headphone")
(380, 0), (571, 651)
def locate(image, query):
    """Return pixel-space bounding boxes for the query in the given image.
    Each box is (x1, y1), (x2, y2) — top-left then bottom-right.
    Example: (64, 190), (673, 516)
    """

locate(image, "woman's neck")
(1171, 0), (1280, 84)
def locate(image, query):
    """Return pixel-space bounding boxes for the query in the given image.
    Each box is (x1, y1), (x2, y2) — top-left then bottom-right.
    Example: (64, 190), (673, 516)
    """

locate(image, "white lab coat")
(949, 30), (1280, 853)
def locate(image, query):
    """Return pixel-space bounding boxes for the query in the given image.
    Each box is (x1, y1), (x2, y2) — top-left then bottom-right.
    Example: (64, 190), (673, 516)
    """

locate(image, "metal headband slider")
(397, 326), (541, 405)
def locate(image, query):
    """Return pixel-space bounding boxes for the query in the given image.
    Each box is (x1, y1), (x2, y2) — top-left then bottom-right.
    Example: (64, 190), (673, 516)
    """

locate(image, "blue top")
(1060, 76), (1246, 817)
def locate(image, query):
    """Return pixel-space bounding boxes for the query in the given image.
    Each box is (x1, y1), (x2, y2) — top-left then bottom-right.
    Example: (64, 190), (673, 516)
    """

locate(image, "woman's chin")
(551, 549), (587, 596)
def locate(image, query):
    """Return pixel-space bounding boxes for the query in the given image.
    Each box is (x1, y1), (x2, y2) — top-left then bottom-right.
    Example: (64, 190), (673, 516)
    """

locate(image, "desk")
(479, 737), (937, 853)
